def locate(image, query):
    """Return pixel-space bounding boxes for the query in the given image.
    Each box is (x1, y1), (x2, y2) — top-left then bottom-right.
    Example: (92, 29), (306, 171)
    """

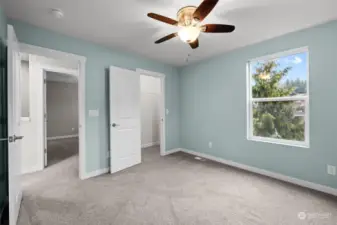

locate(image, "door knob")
(0, 135), (24, 143)
(112, 123), (120, 127)
(14, 135), (24, 141)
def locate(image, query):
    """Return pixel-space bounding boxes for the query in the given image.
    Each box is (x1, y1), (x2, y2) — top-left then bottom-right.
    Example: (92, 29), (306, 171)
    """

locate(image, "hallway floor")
(18, 146), (337, 225)
(47, 138), (79, 167)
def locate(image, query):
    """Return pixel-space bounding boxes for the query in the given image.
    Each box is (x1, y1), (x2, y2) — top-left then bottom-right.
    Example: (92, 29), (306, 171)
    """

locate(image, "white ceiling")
(4, 0), (337, 66)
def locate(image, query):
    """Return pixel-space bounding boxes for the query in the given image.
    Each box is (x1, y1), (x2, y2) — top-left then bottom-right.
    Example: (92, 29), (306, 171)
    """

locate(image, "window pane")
(252, 100), (305, 141)
(251, 52), (308, 98)
(21, 60), (30, 118)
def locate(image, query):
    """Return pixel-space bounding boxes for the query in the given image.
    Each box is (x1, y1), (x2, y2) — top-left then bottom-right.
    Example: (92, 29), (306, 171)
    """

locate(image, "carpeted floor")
(18, 145), (337, 225)
(46, 138), (79, 167)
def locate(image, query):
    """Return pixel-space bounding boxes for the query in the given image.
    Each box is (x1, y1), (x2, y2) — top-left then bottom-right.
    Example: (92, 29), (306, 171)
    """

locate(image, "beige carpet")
(18, 144), (337, 225)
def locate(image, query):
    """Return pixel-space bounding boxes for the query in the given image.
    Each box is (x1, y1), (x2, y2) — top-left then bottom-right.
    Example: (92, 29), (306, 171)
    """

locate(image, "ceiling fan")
(147, 0), (235, 49)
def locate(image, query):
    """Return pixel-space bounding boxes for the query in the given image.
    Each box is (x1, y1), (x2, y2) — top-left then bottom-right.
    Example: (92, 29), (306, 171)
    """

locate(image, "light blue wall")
(180, 20), (337, 189)
(9, 19), (180, 174)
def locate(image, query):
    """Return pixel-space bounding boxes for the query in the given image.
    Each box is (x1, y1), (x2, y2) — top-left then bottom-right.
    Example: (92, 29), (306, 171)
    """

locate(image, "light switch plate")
(89, 109), (99, 117)
(208, 142), (213, 148)
(327, 165), (336, 176)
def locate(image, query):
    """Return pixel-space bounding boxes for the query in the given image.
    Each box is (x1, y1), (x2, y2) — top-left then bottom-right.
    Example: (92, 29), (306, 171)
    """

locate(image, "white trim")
(180, 149), (337, 196)
(246, 63), (250, 140)
(42, 64), (78, 76)
(249, 46), (309, 62)
(136, 68), (166, 157)
(43, 71), (47, 167)
(249, 136), (309, 148)
(19, 43), (86, 63)
(81, 167), (109, 180)
(18, 43), (87, 180)
(251, 96), (307, 102)
(161, 148), (181, 156)
(21, 165), (43, 175)
(247, 47), (310, 148)
(47, 134), (79, 141)
(305, 50), (310, 148)
(142, 142), (160, 148)
(136, 68), (166, 78)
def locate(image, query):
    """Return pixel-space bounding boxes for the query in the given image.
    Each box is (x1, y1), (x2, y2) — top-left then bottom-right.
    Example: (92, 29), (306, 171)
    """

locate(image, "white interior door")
(109, 66), (141, 174)
(7, 25), (23, 225)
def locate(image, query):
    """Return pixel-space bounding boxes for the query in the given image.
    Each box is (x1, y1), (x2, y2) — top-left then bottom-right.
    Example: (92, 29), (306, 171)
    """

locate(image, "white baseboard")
(161, 148), (182, 156)
(81, 167), (109, 180)
(21, 165), (43, 175)
(142, 142), (160, 148)
(180, 148), (337, 196)
(47, 134), (79, 141)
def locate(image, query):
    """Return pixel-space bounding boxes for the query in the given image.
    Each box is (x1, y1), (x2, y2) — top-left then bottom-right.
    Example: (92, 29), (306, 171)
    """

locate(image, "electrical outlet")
(327, 165), (336, 176)
(208, 142), (213, 149)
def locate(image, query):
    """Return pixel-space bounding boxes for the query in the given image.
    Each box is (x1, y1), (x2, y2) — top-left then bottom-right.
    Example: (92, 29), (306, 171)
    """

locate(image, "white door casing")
(7, 25), (23, 225)
(109, 66), (141, 174)
(43, 71), (47, 167)
(17, 44), (87, 179)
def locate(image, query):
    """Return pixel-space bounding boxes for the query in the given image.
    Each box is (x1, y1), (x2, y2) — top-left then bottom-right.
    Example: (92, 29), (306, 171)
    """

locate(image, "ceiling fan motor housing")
(177, 6), (198, 26)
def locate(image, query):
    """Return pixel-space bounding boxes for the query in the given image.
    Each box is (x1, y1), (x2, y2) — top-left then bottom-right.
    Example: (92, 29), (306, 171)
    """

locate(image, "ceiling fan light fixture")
(147, 0), (234, 49)
(178, 26), (200, 43)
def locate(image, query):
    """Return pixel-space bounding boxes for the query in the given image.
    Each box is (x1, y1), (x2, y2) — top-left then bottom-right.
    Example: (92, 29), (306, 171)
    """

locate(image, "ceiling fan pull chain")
(185, 53), (192, 64)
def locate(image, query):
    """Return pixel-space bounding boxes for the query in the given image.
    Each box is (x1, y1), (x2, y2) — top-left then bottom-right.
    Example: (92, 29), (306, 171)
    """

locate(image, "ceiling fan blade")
(147, 13), (178, 26)
(189, 39), (199, 49)
(155, 33), (178, 44)
(193, 0), (219, 22)
(202, 24), (235, 33)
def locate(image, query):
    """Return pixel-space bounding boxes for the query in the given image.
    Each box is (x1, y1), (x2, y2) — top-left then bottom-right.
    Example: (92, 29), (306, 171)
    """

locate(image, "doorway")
(17, 46), (86, 180)
(44, 71), (79, 168)
(137, 69), (166, 156)
(140, 73), (164, 157)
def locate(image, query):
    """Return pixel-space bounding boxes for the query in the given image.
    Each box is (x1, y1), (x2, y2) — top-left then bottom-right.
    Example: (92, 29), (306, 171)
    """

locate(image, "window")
(20, 60), (30, 120)
(247, 47), (309, 148)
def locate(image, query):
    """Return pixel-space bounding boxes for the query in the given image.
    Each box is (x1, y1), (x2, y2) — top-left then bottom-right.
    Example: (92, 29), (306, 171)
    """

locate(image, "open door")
(7, 25), (23, 225)
(109, 66), (141, 174)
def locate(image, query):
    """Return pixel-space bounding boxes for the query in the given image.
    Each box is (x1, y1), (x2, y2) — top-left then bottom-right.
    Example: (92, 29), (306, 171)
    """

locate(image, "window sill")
(248, 136), (309, 148)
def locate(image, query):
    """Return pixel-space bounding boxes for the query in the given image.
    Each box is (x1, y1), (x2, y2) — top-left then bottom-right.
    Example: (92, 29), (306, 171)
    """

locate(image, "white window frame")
(246, 47), (310, 148)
